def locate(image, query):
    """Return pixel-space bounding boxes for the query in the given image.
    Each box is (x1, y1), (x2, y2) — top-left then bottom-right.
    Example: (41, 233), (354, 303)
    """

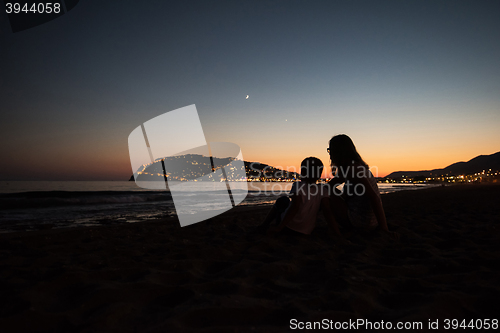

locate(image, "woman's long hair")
(328, 134), (368, 173)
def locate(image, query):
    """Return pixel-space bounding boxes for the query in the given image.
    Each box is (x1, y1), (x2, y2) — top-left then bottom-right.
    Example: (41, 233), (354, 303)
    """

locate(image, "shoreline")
(0, 182), (438, 233)
(0, 183), (499, 332)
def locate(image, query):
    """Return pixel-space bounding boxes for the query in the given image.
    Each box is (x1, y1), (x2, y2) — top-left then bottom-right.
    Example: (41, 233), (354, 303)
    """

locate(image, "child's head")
(328, 134), (368, 169)
(300, 157), (324, 182)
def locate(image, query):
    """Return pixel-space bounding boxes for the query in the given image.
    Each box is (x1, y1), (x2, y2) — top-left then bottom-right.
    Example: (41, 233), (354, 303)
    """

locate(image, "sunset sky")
(1, 0), (499, 180)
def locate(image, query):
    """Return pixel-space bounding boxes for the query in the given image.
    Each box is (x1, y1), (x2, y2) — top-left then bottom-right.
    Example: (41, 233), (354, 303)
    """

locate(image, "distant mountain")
(129, 154), (299, 181)
(386, 151), (500, 179)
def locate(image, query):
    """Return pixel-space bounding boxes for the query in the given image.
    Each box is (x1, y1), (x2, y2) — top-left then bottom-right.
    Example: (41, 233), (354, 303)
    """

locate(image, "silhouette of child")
(258, 157), (342, 239)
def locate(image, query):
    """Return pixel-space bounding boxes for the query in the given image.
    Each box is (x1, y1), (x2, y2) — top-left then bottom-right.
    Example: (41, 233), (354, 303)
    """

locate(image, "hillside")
(129, 154), (299, 181)
(386, 151), (500, 179)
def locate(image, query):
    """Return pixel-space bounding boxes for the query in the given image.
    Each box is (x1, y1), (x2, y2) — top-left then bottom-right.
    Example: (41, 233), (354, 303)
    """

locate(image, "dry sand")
(0, 184), (499, 332)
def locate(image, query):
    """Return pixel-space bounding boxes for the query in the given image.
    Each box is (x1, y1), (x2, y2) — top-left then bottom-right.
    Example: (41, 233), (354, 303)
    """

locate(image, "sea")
(0, 181), (434, 233)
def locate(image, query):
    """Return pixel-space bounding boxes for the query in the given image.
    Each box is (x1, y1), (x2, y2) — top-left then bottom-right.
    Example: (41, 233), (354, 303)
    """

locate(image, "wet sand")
(1, 184), (499, 332)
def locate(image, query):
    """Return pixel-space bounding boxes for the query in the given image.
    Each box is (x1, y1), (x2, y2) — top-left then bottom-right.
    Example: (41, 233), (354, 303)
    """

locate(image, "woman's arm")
(320, 197), (343, 238)
(321, 197), (351, 246)
(326, 176), (345, 196)
(359, 176), (400, 241)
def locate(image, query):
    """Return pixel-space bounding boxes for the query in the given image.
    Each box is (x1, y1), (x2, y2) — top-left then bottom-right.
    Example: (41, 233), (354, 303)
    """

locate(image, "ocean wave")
(0, 191), (173, 210)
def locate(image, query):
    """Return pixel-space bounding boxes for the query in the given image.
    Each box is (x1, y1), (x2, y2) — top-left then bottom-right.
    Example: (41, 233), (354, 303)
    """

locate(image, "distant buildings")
(131, 154), (300, 182)
(381, 169), (499, 184)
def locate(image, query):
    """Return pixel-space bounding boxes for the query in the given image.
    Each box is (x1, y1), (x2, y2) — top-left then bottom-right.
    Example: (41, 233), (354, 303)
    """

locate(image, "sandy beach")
(0, 184), (499, 332)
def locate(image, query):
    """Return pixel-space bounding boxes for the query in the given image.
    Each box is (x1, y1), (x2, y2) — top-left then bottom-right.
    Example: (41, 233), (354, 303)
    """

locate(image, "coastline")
(0, 182), (436, 233)
(0, 183), (499, 332)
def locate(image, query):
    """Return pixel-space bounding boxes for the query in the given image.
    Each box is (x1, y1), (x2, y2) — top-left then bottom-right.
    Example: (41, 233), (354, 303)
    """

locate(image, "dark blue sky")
(1, 0), (499, 180)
